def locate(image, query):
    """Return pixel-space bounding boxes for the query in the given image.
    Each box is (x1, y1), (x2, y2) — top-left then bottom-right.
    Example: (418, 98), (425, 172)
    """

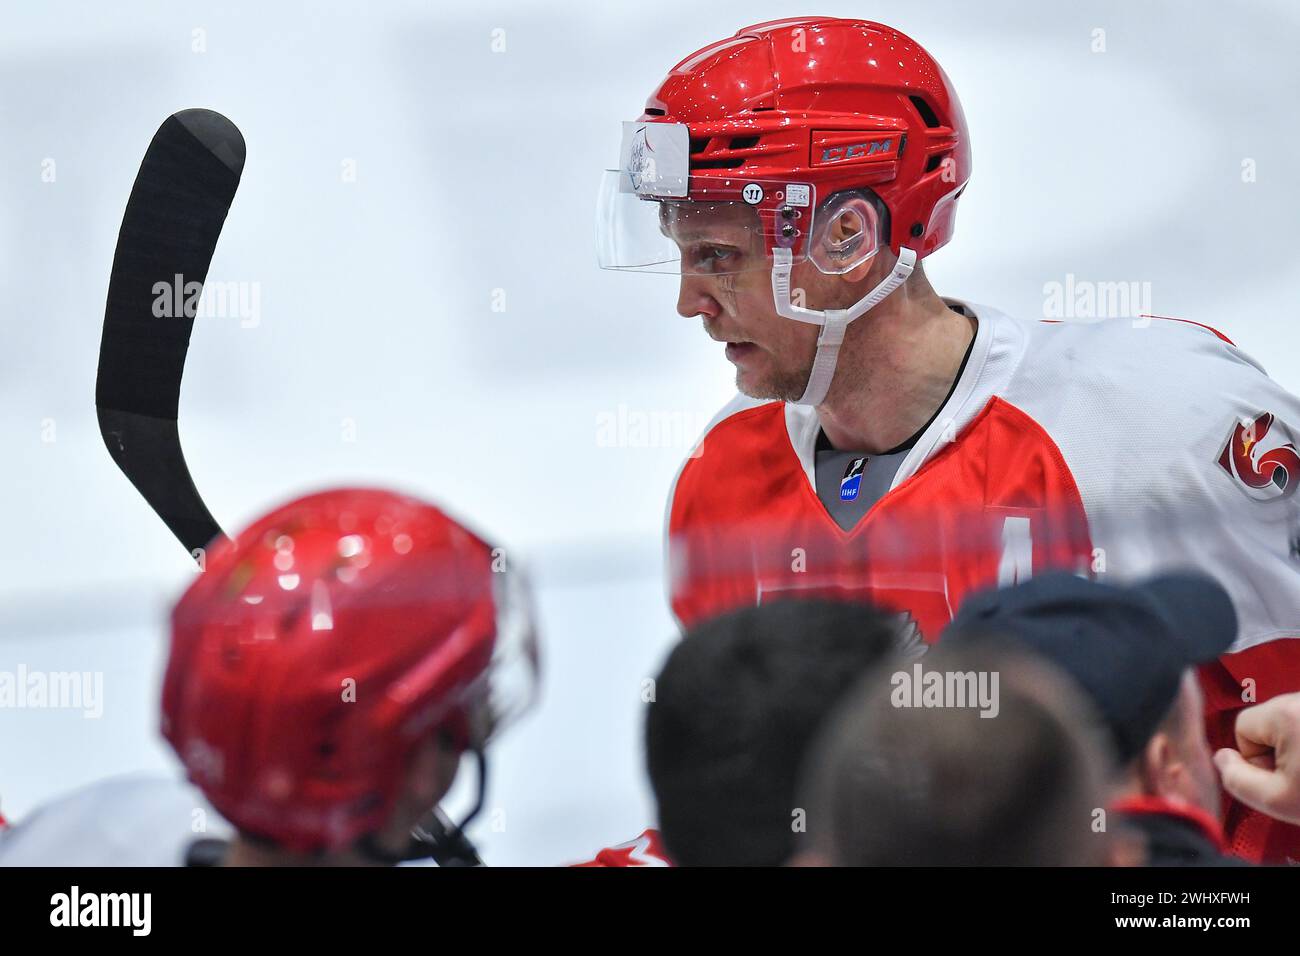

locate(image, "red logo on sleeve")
(1218, 412), (1300, 500)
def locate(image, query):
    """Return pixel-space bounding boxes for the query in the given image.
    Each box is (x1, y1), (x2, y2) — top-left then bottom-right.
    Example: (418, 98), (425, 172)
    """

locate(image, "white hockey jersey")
(0, 773), (232, 866)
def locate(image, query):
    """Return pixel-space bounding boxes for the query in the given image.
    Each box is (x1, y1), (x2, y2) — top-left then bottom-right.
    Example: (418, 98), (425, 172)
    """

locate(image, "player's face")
(663, 202), (819, 401)
(370, 733), (463, 858)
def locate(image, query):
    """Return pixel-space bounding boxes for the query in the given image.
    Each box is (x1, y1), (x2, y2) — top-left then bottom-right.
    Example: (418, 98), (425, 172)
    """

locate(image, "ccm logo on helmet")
(1217, 411), (1300, 500)
(818, 138), (896, 165)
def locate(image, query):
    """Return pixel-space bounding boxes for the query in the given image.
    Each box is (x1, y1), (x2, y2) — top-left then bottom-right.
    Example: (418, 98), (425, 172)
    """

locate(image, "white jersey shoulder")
(997, 312), (1300, 652)
(0, 773), (231, 866)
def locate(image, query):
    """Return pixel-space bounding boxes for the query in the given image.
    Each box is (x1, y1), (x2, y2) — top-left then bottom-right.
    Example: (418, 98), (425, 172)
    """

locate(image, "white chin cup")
(771, 246), (918, 407)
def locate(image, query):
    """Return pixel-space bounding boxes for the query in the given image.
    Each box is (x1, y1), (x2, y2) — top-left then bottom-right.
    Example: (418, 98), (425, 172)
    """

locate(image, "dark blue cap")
(944, 570), (1237, 764)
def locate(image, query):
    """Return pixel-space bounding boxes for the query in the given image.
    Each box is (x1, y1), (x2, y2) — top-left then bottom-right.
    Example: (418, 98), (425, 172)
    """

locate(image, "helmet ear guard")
(808, 191), (882, 276)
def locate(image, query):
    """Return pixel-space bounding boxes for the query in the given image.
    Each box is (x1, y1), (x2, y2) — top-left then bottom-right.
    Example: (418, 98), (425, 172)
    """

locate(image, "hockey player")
(597, 16), (1300, 861)
(0, 488), (539, 866)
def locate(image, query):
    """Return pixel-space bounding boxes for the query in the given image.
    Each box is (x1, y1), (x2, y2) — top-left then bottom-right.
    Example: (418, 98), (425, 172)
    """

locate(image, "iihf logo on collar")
(840, 458), (867, 501)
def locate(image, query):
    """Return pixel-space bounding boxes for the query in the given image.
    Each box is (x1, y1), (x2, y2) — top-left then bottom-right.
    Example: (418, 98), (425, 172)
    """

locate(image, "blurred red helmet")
(160, 487), (539, 853)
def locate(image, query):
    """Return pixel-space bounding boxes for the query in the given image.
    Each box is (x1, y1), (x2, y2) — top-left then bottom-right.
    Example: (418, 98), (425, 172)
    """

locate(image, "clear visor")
(477, 561), (541, 743)
(415, 558), (542, 751)
(597, 170), (814, 275)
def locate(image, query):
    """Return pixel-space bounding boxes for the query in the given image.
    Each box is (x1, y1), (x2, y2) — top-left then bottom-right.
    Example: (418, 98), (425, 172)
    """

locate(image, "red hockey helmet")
(598, 17), (970, 272)
(160, 487), (539, 853)
(597, 17), (971, 406)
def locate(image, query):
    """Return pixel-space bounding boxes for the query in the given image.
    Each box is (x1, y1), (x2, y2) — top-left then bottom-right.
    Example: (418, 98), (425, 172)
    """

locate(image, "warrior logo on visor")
(628, 126), (656, 194)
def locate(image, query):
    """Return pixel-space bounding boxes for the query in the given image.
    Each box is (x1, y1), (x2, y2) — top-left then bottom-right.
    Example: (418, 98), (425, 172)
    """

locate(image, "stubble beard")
(735, 356), (815, 403)
(718, 277), (815, 403)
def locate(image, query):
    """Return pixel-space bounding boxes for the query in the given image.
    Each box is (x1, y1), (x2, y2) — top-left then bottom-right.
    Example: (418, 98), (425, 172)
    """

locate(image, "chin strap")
(359, 747), (488, 867)
(772, 245), (917, 407)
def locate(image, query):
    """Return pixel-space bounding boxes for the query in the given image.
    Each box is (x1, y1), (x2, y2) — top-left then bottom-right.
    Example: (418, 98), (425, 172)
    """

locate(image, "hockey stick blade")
(96, 109), (245, 558)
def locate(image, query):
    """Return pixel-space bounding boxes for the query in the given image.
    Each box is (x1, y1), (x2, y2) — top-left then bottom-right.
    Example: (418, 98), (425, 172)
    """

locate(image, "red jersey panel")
(669, 396), (1093, 638)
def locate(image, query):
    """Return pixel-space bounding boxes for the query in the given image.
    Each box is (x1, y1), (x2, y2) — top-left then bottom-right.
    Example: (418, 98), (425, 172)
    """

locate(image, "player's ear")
(809, 192), (881, 279)
(1135, 731), (1175, 794)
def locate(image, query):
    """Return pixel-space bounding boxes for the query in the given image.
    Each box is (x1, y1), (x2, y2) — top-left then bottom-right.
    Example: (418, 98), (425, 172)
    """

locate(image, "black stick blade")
(96, 109), (245, 556)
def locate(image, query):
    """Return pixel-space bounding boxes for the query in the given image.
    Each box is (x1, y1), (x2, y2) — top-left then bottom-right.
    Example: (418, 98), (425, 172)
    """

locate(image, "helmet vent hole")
(689, 137), (711, 155)
(909, 95), (942, 129)
(728, 136), (760, 150)
(924, 153), (948, 173)
(644, 108), (666, 116)
(691, 157), (745, 170)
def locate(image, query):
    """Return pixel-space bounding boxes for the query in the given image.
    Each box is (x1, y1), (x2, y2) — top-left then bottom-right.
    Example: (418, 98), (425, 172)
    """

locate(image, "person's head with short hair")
(796, 640), (1113, 866)
(645, 599), (915, 866)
